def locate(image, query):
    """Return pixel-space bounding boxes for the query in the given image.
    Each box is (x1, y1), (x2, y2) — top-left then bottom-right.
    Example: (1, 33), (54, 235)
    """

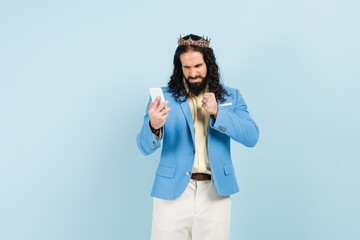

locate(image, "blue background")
(1, 0), (359, 239)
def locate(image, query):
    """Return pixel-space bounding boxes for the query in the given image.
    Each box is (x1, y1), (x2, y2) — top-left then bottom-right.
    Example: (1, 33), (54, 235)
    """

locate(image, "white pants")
(151, 179), (232, 240)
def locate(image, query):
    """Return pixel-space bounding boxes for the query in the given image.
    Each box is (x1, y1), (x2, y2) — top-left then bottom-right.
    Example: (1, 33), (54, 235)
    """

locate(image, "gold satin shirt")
(183, 78), (212, 175)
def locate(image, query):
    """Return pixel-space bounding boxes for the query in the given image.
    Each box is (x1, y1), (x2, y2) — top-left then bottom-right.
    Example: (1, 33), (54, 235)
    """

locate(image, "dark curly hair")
(168, 34), (230, 103)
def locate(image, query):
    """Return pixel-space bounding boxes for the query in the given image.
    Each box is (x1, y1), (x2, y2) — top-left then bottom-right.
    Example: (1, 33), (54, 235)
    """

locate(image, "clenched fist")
(149, 96), (171, 130)
(201, 93), (218, 117)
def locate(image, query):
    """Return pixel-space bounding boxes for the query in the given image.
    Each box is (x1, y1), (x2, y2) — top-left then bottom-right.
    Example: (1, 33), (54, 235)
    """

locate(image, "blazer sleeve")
(211, 89), (259, 147)
(136, 96), (163, 155)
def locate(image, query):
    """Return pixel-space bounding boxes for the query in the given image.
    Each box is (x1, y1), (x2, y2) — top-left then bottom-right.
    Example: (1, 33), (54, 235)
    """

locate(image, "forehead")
(179, 51), (205, 66)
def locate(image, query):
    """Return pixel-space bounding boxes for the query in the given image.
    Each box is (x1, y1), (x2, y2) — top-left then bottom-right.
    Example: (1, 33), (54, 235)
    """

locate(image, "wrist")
(149, 121), (160, 130)
(149, 122), (160, 136)
(213, 106), (218, 118)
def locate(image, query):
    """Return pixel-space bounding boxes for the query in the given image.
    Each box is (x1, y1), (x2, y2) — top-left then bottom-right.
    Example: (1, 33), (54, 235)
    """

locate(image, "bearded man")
(136, 34), (259, 240)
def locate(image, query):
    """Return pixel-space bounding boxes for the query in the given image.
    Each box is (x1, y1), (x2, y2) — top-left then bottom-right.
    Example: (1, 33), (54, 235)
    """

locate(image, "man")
(136, 34), (259, 240)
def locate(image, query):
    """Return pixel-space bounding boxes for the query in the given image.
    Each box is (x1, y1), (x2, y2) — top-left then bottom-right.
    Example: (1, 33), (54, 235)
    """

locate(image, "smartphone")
(149, 88), (166, 106)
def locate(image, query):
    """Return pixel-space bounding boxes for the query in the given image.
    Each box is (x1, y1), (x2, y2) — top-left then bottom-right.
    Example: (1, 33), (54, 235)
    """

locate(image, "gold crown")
(177, 34), (211, 48)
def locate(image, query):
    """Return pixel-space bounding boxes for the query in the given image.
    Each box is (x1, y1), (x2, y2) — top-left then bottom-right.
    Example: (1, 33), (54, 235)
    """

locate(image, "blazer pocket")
(223, 163), (235, 175)
(156, 166), (176, 178)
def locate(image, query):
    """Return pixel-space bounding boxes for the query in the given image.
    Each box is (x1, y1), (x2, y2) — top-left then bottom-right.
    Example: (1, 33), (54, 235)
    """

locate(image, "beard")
(185, 75), (208, 96)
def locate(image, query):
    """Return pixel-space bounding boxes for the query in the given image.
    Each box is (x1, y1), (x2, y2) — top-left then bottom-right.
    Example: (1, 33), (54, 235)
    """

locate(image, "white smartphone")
(149, 88), (166, 105)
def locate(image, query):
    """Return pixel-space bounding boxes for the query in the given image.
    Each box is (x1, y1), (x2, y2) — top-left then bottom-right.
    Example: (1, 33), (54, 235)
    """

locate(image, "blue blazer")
(136, 85), (259, 200)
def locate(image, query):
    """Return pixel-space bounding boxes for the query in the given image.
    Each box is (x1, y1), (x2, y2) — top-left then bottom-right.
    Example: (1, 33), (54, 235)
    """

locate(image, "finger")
(203, 93), (212, 98)
(160, 107), (171, 115)
(149, 102), (155, 112)
(202, 98), (209, 105)
(162, 113), (169, 119)
(154, 96), (161, 106)
(205, 93), (216, 100)
(150, 97), (160, 110)
(156, 100), (169, 111)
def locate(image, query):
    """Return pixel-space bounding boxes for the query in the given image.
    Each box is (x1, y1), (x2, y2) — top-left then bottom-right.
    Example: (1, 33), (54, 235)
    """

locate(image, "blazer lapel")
(208, 115), (214, 140)
(179, 99), (195, 144)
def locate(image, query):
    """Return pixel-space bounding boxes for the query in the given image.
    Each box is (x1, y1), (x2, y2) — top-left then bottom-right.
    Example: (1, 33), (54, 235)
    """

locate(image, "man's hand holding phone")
(148, 96), (171, 131)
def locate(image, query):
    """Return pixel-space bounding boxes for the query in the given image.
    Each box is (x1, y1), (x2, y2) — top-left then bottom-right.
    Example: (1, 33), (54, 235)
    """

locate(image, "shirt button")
(186, 172), (190, 176)
(152, 141), (156, 146)
(191, 150), (195, 154)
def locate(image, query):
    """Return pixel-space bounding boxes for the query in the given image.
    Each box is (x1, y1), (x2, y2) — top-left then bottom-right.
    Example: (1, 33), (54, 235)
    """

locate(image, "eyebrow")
(183, 63), (203, 68)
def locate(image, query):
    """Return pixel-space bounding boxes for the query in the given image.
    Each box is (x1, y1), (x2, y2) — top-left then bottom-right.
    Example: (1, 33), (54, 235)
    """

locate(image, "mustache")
(188, 76), (202, 80)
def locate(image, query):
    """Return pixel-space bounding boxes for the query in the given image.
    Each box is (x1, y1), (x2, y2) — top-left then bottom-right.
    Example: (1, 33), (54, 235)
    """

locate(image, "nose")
(189, 68), (197, 78)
